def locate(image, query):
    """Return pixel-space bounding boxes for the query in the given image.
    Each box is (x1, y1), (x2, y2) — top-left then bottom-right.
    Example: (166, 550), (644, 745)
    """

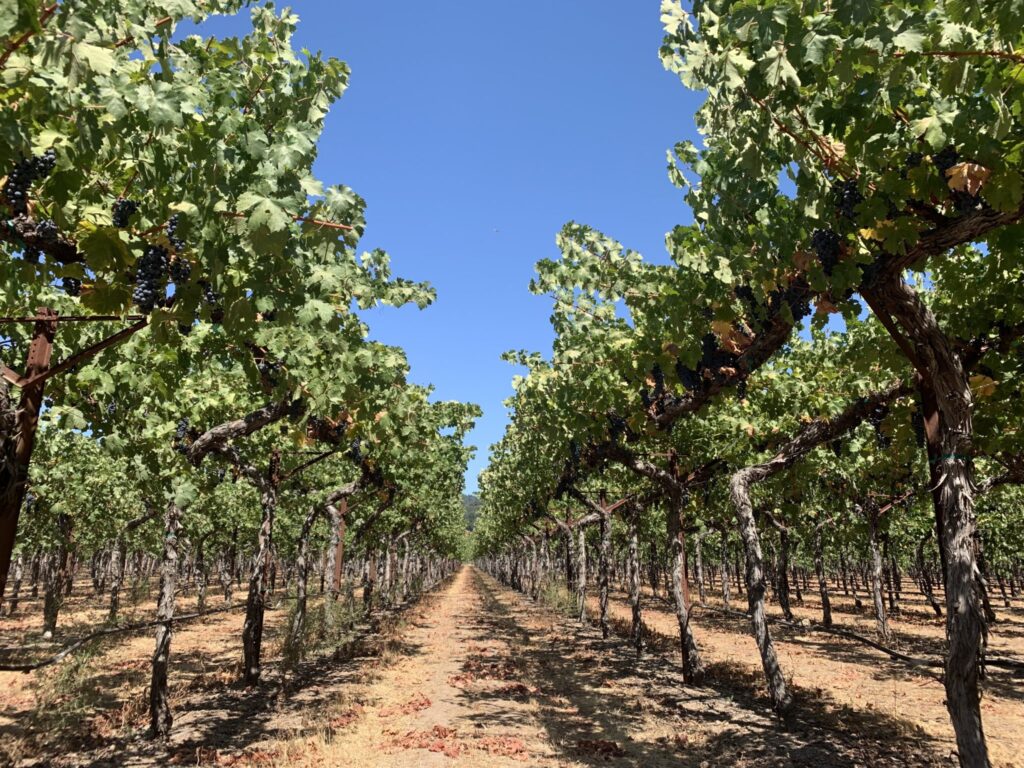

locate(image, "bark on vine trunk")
(864, 507), (894, 644)
(813, 525), (832, 627)
(242, 457), (279, 687)
(287, 506), (321, 656)
(598, 507), (611, 639)
(667, 491), (703, 683)
(149, 502), (181, 740)
(627, 516), (643, 657)
(720, 529), (731, 608)
(865, 278), (989, 767)
(575, 527), (587, 624)
(730, 468), (791, 712)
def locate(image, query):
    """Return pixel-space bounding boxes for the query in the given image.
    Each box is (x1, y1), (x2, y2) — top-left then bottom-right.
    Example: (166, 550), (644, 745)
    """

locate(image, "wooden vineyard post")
(0, 308), (57, 597)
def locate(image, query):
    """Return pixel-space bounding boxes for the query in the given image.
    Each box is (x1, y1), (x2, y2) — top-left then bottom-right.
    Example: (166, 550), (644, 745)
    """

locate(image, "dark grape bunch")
(830, 439), (843, 458)
(811, 228), (842, 276)
(902, 152), (923, 176)
(607, 413), (627, 443)
(173, 418), (193, 455)
(198, 280), (220, 307)
(132, 245), (168, 313)
(736, 379), (748, 400)
(931, 145), (959, 176)
(831, 179), (863, 220)
(35, 219), (58, 242)
(61, 276), (81, 296)
(866, 403), (890, 449)
(350, 438), (363, 463)
(651, 363), (666, 396)
(112, 198), (139, 228)
(674, 360), (702, 391)
(2, 149), (57, 215)
(307, 414), (347, 443)
(166, 213), (185, 252)
(257, 359), (282, 386)
(169, 256), (191, 284)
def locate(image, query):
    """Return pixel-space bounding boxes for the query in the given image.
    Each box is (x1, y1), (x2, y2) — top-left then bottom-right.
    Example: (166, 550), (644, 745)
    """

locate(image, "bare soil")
(0, 568), (1021, 767)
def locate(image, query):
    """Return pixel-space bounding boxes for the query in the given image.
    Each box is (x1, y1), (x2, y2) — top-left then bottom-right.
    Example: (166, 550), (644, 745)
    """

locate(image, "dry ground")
(0, 567), (1021, 767)
(585, 575), (1024, 767)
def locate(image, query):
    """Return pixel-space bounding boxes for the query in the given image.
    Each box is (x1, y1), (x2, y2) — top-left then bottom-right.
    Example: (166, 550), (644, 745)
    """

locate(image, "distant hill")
(463, 494), (481, 531)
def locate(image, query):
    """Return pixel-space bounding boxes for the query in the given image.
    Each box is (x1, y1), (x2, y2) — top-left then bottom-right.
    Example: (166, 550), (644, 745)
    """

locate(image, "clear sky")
(192, 2), (703, 492)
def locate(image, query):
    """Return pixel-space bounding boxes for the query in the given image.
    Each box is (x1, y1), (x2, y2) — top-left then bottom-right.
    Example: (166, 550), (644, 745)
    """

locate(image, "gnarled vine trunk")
(730, 467), (790, 712)
(865, 278), (989, 767)
(667, 491), (703, 683)
(149, 501), (181, 739)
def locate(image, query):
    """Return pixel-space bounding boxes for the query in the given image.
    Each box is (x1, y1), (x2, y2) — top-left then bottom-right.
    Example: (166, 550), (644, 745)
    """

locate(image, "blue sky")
(193, 2), (703, 492)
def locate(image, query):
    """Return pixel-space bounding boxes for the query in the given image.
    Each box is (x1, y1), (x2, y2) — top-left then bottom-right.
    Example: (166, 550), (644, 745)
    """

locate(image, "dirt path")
(259, 566), (954, 767)
(2, 567), (988, 766)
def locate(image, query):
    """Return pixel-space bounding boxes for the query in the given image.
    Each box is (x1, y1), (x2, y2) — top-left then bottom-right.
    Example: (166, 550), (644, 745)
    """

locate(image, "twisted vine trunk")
(667, 491), (703, 683)
(2, 552), (23, 616)
(598, 507), (611, 639)
(242, 462), (279, 686)
(776, 526), (794, 622)
(865, 509), (894, 644)
(813, 525), (832, 628)
(694, 532), (706, 604)
(287, 506), (321, 656)
(149, 502), (181, 739)
(42, 514), (73, 638)
(720, 529), (731, 609)
(575, 527), (587, 624)
(730, 467), (790, 712)
(866, 278), (989, 767)
(627, 517), (643, 657)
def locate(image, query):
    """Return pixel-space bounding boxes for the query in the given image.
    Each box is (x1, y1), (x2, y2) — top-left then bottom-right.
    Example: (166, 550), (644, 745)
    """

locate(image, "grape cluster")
(607, 414), (627, 443)
(22, 246), (40, 263)
(173, 418), (192, 455)
(651, 363), (666, 396)
(830, 439), (843, 458)
(904, 152), (923, 172)
(61, 276), (81, 296)
(257, 359), (282, 386)
(831, 179), (863, 219)
(132, 245), (168, 313)
(866, 404), (890, 450)
(35, 219), (58, 243)
(811, 228), (842, 275)
(166, 214), (185, 252)
(736, 379), (748, 400)
(931, 145), (959, 176)
(2, 150), (57, 215)
(198, 280), (220, 306)
(169, 257), (191, 284)
(350, 438), (363, 462)
(112, 198), (139, 228)
(307, 415), (347, 443)
(674, 360), (702, 391)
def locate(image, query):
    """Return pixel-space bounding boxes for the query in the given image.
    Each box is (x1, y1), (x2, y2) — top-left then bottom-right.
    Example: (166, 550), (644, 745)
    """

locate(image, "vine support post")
(0, 308), (57, 598)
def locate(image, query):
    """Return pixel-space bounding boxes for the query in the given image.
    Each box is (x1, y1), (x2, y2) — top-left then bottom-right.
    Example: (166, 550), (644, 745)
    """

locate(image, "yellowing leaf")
(946, 163), (991, 196)
(970, 375), (997, 398)
(711, 321), (752, 354)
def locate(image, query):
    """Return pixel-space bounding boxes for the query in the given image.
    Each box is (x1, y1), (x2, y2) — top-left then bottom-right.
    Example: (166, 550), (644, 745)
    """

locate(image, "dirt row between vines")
(2, 567), (1021, 766)
(584, 582), (1024, 767)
